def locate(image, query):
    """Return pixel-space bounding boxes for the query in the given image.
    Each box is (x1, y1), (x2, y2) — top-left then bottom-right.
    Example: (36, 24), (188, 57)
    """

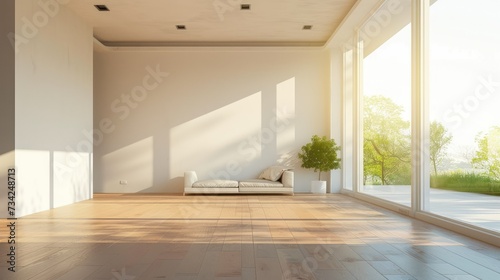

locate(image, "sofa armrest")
(281, 171), (294, 188)
(184, 171), (198, 189)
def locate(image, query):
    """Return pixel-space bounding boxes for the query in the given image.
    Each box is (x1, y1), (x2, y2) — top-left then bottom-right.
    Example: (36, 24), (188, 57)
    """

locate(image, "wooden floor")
(1, 194), (500, 280)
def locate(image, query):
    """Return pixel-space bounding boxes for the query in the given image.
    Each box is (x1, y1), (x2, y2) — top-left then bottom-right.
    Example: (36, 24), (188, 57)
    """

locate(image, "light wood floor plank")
(384, 252), (449, 280)
(369, 260), (408, 276)
(314, 269), (356, 280)
(140, 259), (181, 279)
(0, 194), (497, 279)
(341, 260), (387, 280)
(255, 257), (282, 280)
(215, 251), (242, 277)
(277, 248), (315, 280)
(177, 244), (209, 274)
(53, 265), (101, 280)
(241, 244), (255, 268)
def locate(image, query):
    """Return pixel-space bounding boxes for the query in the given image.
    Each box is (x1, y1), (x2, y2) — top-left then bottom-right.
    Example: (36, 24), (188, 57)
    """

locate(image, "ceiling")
(66, 0), (357, 47)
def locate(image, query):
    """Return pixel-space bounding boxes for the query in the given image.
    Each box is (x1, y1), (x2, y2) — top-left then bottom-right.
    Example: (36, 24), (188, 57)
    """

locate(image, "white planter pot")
(311, 181), (327, 194)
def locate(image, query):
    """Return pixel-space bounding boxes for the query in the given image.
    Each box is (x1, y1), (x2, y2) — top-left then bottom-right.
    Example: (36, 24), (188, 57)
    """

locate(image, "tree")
(363, 95), (411, 185)
(429, 121), (453, 175)
(298, 135), (341, 180)
(472, 126), (500, 180)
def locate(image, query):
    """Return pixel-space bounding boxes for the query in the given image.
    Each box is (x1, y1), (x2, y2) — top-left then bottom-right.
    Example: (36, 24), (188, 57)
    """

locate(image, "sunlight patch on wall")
(170, 93), (262, 180)
(276, 78), (296, 157)
(101, 137), (153, 193)
(16, 150), (50, 217)
(0, 151), (15, 218)
(53, 151), (91, 208)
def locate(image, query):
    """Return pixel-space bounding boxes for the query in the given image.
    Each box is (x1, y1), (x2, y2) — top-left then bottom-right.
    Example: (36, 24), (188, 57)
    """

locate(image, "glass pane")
(343, 48), (354, 191)
(361, 0), (412, 206)
(429, 0), (500, 232)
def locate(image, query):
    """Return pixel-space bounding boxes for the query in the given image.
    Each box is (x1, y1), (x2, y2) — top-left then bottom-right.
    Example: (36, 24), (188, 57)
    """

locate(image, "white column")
(411, 0), (430, 213)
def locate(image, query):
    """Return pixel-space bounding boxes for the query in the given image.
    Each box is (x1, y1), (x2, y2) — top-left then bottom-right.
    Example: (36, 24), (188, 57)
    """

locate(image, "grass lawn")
(431, 172), (500, 196)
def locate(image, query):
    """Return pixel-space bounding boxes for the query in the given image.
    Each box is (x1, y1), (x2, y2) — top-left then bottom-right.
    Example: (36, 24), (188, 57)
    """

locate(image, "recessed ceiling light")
(241, 4), (251, 10)
(176, 25), (186, 30)
(94, 5), (109, 12)
(303, 25), (313, 30)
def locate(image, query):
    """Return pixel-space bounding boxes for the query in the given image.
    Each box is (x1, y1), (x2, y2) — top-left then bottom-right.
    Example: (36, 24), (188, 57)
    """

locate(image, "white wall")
(94, 48), (331, 193)
(13, 0), (93, 217)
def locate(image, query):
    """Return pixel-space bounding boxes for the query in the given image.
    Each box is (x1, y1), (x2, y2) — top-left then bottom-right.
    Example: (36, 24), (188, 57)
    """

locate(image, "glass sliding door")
(428, 0), (500, 232)
(360, 0), (412, 206)
(337, 0), (500, 243)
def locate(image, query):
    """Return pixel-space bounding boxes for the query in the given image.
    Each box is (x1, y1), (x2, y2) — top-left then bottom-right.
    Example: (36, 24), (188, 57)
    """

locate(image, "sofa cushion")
(258, 166), (289, 181)
(192, 180), (239, 188)
(239, 179), (284, 188)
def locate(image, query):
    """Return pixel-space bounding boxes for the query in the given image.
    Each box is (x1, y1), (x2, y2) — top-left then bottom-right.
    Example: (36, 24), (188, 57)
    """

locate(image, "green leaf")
(298, 135), (341, 180)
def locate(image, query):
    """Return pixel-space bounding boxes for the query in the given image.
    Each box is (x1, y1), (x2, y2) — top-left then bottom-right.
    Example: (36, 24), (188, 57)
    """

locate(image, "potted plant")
(298, 135), (341, 193)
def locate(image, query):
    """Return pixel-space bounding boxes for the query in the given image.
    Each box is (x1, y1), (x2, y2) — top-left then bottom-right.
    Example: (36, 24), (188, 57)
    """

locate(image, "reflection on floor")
(0, 194), (499, 279)
(362, 185), (500, 232)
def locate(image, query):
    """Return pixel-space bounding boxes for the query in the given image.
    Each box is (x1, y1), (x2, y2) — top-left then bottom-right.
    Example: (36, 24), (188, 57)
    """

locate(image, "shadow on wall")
(171, 77), (297, 184)
(137, 177), (183, 193)
(101, 137), (154, 193)
(53, 151), (92, 208)
(96, 76), (299, 193)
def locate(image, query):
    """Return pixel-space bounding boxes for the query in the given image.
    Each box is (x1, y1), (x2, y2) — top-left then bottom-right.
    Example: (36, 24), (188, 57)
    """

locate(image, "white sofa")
(184, 168), (294, 195)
